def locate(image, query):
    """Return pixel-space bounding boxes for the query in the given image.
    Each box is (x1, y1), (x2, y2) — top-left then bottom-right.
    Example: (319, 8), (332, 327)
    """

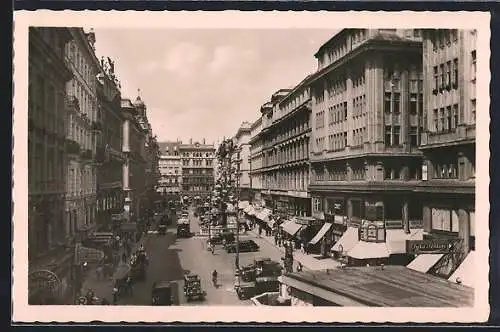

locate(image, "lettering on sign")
(29, 270), (61, 295)
(406, 239), (462, 254)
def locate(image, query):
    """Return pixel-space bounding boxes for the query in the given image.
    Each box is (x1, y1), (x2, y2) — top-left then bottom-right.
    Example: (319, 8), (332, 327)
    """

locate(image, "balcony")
(65, 139), (80, 155)
(80, 149), (93, 160)
(92, 120), (103, 132)
(65, 95), (80, 112)
(420, 125), (476, 149)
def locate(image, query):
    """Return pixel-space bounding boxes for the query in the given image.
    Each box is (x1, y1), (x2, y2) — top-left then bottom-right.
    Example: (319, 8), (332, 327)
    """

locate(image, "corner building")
(416, 29), (476, 274)
(309, 29), (424, 232)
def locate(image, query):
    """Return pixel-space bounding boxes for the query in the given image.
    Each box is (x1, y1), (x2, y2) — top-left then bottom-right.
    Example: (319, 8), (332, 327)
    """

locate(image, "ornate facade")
(248, 117), (263, 203)
(64, 28), (101, 237)
(232, 122), (252, 200)
(28, 27), (74, 303)
(95, 56), (125, 228)
(180, 139), (215, 199)
(157, 141), (183, 197)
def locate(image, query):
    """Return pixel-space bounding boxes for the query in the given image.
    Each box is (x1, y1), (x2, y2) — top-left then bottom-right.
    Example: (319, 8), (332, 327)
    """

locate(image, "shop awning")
(347, 241), (390, 260)
(449, 250), (475, 288)
(256, 209), (271, 222)
(238, 201), (250, 209)
(331, 227), (359, 253)
(309, 222), (333, 246)
(407, 254), (444, 273)
(386, 228), (424, 254)
(281, 219), (303, 236)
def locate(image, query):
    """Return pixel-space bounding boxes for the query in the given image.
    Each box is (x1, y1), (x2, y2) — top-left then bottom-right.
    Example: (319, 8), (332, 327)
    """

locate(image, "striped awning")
(309, 222), (333, 245)
(347, 241), (390, 260)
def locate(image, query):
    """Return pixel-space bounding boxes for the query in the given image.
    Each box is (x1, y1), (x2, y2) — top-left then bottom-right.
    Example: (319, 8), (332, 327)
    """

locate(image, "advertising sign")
(406, 239), (462, 254)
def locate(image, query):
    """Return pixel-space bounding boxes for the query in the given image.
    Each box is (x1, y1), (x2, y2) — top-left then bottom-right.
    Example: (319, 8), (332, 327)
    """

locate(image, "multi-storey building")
(232, 122), (252, 200)
(308, 29), (424, 233)
(260, 80), (313, 217)
(121, 96), (148, 223)
(157, 141), (183, 198)
(95, 57), (125, 228)
(64, 28), (101, 237)
(28, 27), (74, 304)
(415, 29), (476, 278)
(180, 139), (215, 199)
(249, 117), (263, 204)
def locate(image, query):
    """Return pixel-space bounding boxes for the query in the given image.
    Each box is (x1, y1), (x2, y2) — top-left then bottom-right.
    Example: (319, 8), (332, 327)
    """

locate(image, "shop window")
(431, 208), (459, 232)
(351, 200), (364, 219)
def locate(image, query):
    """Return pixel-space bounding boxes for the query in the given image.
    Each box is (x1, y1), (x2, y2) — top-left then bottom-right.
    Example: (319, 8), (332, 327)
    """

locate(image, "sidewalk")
(81, 232), (147, 302)
(248, 229), (340, 271)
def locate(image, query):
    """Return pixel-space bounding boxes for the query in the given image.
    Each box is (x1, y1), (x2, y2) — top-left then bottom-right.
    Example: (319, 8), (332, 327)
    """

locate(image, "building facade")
(121, 96), (148, 223)
(232, 122), (252, 200)
(28, 27), (74, 300)
(249, 117), (264, 204)
(259, 83), (313, 217)
(416, 29), (476, 275)
(64, 28), (101, 237)
(308, 29), (424, 232)
(157, 141), (183, 198)
(179, 139), (215, 199)
(95, 57), (125, 229)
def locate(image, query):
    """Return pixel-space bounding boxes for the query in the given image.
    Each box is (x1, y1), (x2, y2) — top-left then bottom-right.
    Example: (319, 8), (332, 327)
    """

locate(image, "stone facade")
(232, 122), (252, 200)
(179, 140), (215, 199)
(157, 141), (183, 197)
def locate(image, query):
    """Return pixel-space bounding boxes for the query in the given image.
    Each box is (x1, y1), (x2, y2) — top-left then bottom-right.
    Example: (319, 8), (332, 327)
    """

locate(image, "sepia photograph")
(12, 11), (490, 323)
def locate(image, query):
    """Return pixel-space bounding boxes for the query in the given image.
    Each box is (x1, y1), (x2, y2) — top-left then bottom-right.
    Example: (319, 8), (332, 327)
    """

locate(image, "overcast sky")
(92, 29), (337, 143)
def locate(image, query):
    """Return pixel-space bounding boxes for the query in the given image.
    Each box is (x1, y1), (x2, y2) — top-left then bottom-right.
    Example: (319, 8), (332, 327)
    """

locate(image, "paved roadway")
(117, 208), (286, 306)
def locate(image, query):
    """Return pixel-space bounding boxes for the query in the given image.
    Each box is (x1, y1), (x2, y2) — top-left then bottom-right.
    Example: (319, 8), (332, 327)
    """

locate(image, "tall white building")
(157, 141), (183, 197)
(64, 28), (100, 237)
(249, 117), (264, 204)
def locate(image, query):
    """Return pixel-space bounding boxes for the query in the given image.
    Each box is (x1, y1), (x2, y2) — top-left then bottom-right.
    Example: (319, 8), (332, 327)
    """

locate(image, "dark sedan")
(208, 232), (235, 245)
(226, 240), (259, 253)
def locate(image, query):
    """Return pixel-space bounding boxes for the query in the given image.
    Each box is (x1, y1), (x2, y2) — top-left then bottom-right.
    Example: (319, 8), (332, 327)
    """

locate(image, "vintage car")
(226, 239), (260, 253)
(151, 281), (174, 305)
(255, 276), (280, 294)
(183, 274), (206, 302)
(234, 278), (256, 300)
(207, 231), (235, 245)
(177, 220), (191, 238)
(158, 224), (167, 236)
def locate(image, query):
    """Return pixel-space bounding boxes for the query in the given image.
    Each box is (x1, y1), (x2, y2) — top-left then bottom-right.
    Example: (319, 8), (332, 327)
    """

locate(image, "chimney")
(190, 138), (193, 145)
(203, 138), (206, 144)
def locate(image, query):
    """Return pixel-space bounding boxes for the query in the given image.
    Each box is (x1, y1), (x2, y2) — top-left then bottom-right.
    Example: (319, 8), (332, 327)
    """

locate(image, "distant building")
(157, 141), (182, 198)
(232, 122), (252, 200)
(179, 139), (215, 199)
(249, 117), (263, 204)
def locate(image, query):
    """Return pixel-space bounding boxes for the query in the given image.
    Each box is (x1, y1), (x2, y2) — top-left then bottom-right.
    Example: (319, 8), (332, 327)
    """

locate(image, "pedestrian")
(297, 262), (303, 272)
(301, 242), (305, 254)
(112, 287), (118, 304)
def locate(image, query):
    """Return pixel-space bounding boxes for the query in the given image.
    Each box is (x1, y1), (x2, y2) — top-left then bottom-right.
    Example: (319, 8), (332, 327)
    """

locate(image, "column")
(402, 199), (409, 233)
(458, 208), (470, 255)
(347, 198), (353, 223)
(401, 66), (410, 151)
(422, 205), (431, 233)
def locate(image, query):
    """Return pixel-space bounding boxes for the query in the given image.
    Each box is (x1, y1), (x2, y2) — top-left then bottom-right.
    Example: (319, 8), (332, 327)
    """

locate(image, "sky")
(92, 29), (337, 144)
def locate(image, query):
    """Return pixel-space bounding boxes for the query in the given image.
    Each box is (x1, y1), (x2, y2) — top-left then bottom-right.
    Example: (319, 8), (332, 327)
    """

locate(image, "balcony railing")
(80, 149), (93, 160)
(92, 120), (103, 132)
(65, 95), (80, 111)
(65, 139), (80, 155)
(420, 125), (476, 147)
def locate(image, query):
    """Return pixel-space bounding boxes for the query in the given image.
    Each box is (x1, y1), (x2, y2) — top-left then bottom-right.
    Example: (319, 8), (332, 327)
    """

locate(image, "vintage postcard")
(12, 10), (490, 323)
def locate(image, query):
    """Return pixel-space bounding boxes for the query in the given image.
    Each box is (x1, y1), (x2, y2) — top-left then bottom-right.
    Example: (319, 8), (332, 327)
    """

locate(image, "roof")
(281, 265), (474, 307)
(158, 141), (180, 154)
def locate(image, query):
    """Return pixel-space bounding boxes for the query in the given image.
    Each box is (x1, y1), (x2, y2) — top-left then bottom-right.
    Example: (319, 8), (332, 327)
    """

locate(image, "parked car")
(226, 240), (259, 253)
(208, 232), (235, 245)
(151, 281), (174, 305)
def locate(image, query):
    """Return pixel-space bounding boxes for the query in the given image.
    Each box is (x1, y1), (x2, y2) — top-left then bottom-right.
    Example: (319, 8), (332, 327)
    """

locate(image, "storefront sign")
(331, 223), (347, 236)
(406, 239), (462, 254)
(359, 220), (386, 242)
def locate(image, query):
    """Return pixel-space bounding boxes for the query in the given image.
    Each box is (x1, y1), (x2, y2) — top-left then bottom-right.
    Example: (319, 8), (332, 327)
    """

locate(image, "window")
(451, 29), (458, 42)
(433, 66), (439, 93)
(410, 93), (417, 115)
(393, 126), (400, 145)
(431, 208), (459, 233)
(344, 102), (348, 120)
(471, 50), (477, 81)
(453, 58), (459, 88)
(439, 64), (445, 90)
(384, 92), (391, 113)
(452, 104), (458, 129)
(471, 99), (476, 123)
(446, 61), (452, 89)
(410, 126), (418, 146)
(393, 93), (400, 114)
(385, 126), (392, 147)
